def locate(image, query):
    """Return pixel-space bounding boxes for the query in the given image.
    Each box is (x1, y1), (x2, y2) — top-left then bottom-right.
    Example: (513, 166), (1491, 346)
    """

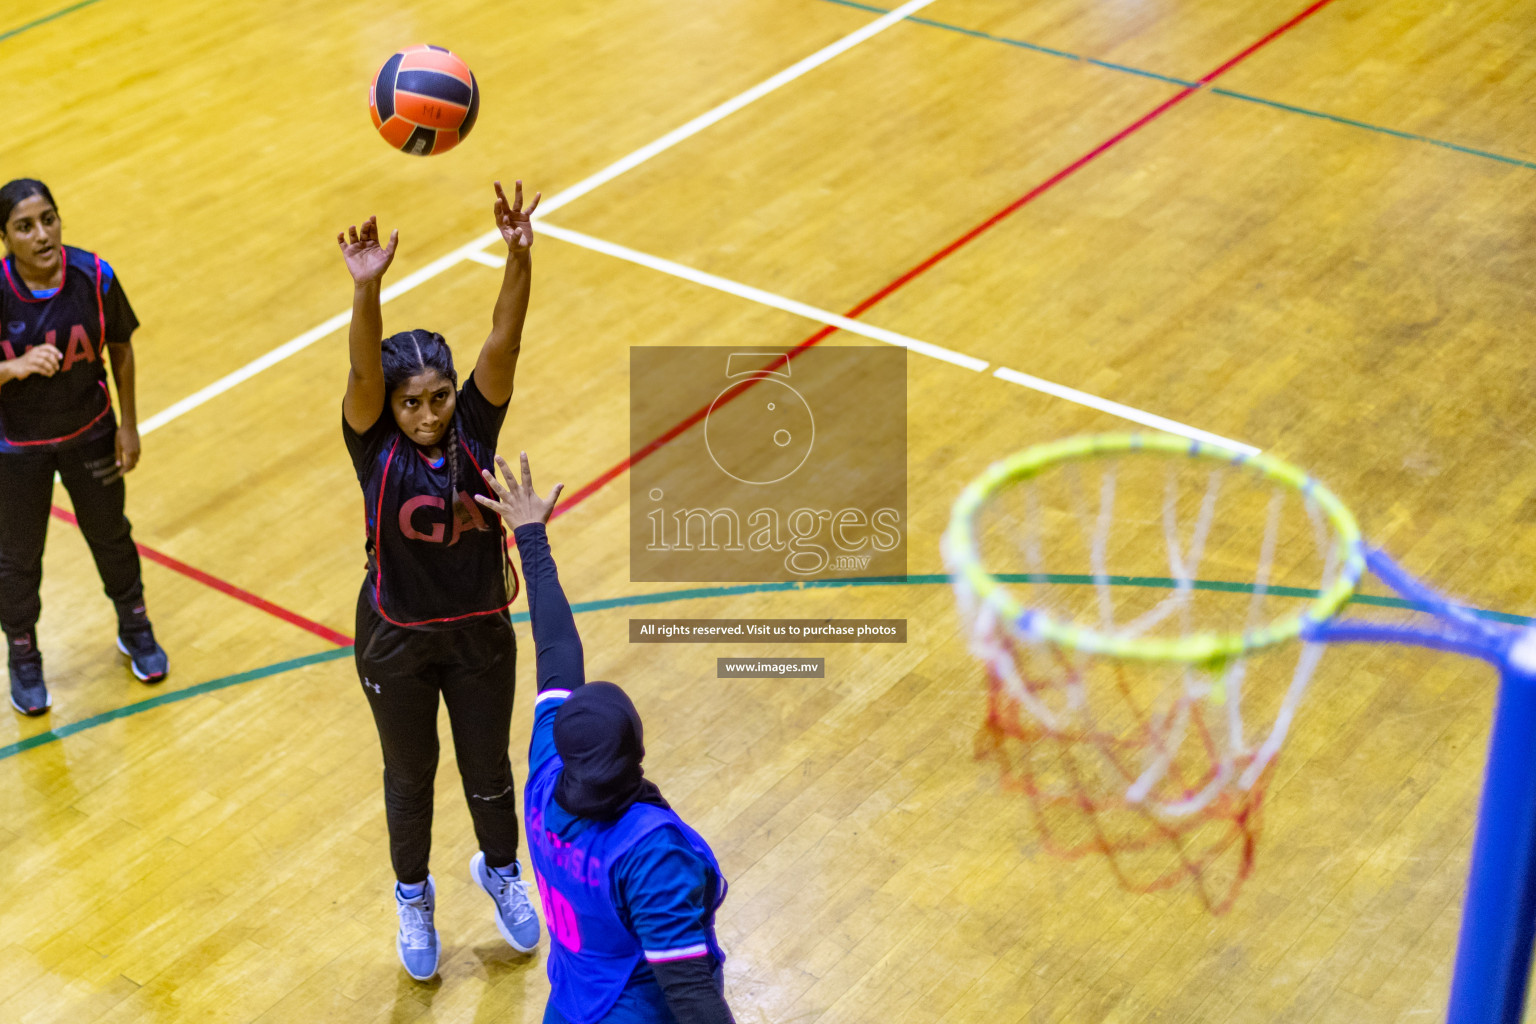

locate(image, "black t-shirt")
(344, 373), (516, 628)
(0, 246), (138, 450)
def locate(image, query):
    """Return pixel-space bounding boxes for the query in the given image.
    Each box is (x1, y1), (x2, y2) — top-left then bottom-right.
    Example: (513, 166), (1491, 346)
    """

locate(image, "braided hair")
(381, 329), (482, 528)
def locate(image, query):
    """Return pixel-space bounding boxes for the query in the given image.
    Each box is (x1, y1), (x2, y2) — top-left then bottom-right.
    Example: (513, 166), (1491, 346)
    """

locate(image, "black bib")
(363, 427), (519, 627)
(0, 246), (113, 447)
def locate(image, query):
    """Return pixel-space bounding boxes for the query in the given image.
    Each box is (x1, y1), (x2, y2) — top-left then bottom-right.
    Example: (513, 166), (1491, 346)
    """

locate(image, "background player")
(337, 180), (542, 980)
(0, 178), (167, 715)
(478, 452), (736, 1024)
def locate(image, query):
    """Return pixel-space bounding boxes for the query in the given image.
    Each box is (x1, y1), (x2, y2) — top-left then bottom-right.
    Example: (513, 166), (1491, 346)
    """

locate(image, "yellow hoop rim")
(941, 433), (1365, 663)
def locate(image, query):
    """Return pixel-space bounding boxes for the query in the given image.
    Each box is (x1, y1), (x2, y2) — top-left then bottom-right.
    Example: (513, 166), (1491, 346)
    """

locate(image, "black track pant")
(355, 584), (521, 884)
(0, 431), (144, 639)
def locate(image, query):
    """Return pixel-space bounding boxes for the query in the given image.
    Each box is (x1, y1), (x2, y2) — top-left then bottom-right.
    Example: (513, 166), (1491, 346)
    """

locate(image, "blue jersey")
(527, 692), (727, 1024)
(0, 247), (136, 451)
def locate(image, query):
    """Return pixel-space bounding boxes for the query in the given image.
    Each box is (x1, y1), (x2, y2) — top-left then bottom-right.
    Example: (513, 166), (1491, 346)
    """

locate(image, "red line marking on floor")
(50, 505), (354, 647)
(50, 3), (1342, 630)
(547, 0), (1339, 522)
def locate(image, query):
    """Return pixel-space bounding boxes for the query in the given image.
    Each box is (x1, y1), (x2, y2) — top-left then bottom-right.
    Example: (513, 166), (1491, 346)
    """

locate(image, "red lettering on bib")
(61, 325), (94, 371)
(399, 495), (447, 543)
(448, 491), (489, 546)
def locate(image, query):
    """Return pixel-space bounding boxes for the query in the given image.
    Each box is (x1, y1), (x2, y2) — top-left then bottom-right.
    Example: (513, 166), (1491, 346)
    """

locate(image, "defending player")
(337, 181), (542, 980)
(477, 452), (737, 1024)
(0, 179), (167, 716)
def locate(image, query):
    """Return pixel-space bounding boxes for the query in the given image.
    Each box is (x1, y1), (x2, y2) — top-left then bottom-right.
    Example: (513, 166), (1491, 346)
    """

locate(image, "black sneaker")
(117, 623), (168, 683)
(8, 632), (49, 716)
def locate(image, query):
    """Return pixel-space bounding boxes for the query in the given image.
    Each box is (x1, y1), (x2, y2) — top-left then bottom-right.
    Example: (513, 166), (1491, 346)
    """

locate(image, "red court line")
(50, 505), (354, 647)
(51, 3), (1341, 630)
(550, 0), (1340, 521)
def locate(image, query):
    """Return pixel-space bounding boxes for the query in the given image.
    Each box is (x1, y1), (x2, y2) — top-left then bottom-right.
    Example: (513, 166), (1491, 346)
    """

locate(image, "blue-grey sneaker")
(8, 637), (49, 717)
(117, 622), (168, 683)
(395, 876), (440, 981)
(470, 853), (541, 952)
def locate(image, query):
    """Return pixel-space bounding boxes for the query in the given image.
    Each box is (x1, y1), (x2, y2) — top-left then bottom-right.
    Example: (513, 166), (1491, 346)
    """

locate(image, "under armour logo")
(6, 322), (24, 336)
(364, 678), (380, 693)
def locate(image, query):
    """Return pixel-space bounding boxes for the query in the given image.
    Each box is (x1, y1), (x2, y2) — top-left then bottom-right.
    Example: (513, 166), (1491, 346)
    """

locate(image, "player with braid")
(478, 452), (736, 1024)
(337, 181), (543, 980)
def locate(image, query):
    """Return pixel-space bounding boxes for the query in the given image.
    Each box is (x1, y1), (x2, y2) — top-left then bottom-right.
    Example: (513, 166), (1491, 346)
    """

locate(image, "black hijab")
(553, 682), (670, 822)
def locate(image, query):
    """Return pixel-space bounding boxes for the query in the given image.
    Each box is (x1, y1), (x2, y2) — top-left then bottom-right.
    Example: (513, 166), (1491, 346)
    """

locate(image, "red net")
(944, 444), (1352, 913)
(975, 647), (1268, 914)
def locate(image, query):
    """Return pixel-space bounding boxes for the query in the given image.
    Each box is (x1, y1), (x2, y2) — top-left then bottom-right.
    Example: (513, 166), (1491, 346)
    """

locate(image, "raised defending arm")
(475, 452), (582, 693)
(513, 521), (586, 695)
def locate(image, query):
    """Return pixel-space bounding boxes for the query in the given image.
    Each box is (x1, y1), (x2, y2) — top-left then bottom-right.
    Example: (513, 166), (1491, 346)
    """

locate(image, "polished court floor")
(3, 0), (1535, 1020)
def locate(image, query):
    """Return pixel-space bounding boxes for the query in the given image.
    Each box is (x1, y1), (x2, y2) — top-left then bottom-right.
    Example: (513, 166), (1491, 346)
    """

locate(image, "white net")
(945, 441), (1357, 911)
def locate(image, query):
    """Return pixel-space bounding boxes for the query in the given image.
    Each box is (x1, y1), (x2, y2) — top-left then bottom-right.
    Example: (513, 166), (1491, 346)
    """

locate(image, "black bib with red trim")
(362, 423), (519, 628)
(0, 246), (113, 449)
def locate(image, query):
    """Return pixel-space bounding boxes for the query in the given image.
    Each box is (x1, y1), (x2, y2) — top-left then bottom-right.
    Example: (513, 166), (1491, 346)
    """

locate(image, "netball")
(369, 45), (479, 156)
(9, 2), (1535, 1021)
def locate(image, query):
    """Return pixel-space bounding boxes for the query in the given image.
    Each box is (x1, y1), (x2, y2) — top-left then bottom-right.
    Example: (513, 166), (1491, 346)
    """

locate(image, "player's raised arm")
(476, 452), (582, 696)
(338, 215), (397, 433)
(471, 180), (537, 407)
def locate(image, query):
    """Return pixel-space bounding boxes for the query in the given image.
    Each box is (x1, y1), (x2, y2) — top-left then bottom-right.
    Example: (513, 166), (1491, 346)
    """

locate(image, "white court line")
(510, 223), (1258, 454)
(140, 237), (493, 433)
(990, 367), (1259, 454)
(534, 223), (989, 372)
(138, 0), (939, 435)
(531, 0), (941, 219)
(463, 250), (506, 270)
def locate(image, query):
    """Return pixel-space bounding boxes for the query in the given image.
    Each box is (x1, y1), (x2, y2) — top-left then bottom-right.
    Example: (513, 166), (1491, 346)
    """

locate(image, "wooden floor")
(3, 0), (1535, 1020)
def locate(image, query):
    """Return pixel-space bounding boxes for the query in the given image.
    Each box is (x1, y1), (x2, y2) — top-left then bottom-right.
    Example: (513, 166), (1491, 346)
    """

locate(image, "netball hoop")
(942, 433), (1536, 1024)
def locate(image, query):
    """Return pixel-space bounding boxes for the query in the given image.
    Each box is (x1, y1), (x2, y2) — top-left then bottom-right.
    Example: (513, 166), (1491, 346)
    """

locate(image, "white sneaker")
(470, 853), (542, 952)
(395, 876), (440, 980)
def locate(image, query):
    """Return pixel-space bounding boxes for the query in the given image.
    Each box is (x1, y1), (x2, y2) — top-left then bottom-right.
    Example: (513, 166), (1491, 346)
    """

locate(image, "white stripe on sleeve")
(644, 942), (709, 963)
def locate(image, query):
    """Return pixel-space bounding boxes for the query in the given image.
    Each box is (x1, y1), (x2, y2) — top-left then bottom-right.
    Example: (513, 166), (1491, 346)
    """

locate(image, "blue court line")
(4, 573), (1529, 762)
(819, 0), (1536, 173)
(0, 0), (106, 45)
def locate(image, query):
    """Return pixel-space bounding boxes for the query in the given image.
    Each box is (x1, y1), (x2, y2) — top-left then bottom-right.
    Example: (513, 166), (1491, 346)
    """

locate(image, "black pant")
(0, 430), (144, 640)
(355, 584), (521, 884)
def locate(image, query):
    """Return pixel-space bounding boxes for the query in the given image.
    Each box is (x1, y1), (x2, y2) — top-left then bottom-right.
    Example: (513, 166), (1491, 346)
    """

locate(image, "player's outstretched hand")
(477, 451), (563, 530)
(337, 215), (398, 284)
(494, 180), (539, 252)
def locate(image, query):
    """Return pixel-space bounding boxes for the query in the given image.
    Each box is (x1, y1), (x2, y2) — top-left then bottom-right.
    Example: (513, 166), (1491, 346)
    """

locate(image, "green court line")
(819, 0), (1536, 172)
(822, 0), (1197, 87)
(0, 0), (105, 45)
(1206, 88), (1536, 171)
(5, 573), (1529, 762)
(0, 648), (353, 761)
(565, 573), (1535, 627)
